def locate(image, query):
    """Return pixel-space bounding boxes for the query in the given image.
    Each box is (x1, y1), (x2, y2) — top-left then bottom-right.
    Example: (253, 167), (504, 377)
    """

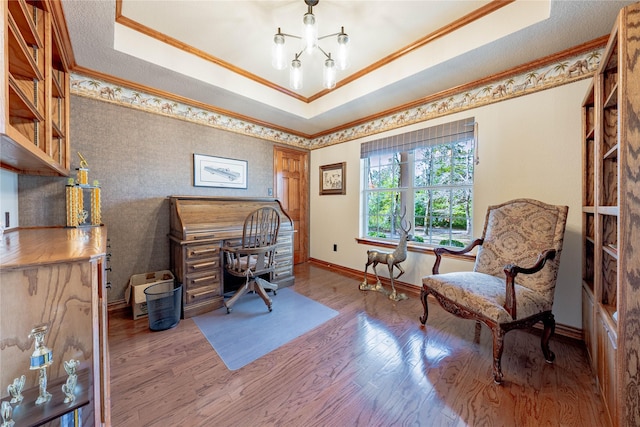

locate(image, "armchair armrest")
(432, 238), (483, 274)
(502, 249), (557, 318)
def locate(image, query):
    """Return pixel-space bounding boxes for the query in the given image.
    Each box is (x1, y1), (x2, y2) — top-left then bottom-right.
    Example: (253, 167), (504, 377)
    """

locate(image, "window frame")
(360, 118), (476, 249)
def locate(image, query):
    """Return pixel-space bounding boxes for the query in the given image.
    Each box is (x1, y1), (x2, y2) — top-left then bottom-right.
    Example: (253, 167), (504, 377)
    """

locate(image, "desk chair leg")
(253, 280), (273, 312)
(255, 277), (279, 295)
(224, 278), (274, 313)
(224, 282), (250, 314)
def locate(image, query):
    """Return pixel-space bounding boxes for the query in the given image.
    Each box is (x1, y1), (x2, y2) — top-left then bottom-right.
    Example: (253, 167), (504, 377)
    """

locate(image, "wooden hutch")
(0, 227), (111, 426)
(581, 3), (640, 426)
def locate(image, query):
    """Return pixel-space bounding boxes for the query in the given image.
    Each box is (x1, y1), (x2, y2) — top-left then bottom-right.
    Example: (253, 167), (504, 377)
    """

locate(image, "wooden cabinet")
(581, 3), (640, 426)
(169, 196), (296, 319)
(596, 312), (618, 424)
(581, 286), (596, 370)
(0, 227), (110, 426)
(1, 0), (70, 176)
(174, 240), (224, 314)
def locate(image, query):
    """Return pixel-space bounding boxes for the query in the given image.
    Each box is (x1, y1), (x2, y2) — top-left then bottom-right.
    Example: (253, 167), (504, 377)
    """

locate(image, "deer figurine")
(360, 210), (412, 301)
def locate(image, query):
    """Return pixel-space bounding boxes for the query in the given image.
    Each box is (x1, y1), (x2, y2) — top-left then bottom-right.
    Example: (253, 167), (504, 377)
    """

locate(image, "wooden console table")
(169, 196), (295, 318)
(0, 227), (111, 426)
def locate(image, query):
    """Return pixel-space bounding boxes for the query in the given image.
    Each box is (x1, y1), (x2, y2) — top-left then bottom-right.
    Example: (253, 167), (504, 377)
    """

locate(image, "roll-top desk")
(169, 196), (295, 318)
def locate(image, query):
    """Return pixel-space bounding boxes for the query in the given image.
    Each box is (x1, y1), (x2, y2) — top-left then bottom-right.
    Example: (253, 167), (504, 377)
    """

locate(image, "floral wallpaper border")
(70, 48), (601, 150)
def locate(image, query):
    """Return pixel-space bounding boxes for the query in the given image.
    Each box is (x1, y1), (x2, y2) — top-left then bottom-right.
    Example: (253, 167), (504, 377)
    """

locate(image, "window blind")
(360, 117), (475, 158)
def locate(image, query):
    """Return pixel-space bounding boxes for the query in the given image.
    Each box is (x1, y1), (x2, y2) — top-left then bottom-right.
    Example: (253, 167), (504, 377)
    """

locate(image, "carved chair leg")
(419, 288), (429, 325)
(541, 313), (556, 363)
(492, 327), (505, 384)
(474, 321), (482, 344)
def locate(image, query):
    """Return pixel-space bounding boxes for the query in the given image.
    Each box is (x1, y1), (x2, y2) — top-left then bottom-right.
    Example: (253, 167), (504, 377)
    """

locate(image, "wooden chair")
(223, 206), (280, 313)
(420, 198), (568, 383)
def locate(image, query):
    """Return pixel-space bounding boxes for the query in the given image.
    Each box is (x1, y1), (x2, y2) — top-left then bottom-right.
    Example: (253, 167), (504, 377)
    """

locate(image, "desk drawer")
(186, 258), (220, 274)
(277, 233), (293, 244)
(274, 245), (292, 258)
(186, 285), (221, 304)
(184, 271), (220, 290)
(186, 243), (220, 260)
(274, 257), (292, 270)
(273, 266), (293, 279)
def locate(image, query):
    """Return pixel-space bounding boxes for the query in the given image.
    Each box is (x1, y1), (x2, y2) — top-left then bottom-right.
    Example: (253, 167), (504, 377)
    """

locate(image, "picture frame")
(319, 162), (346, 195)
(193, 153), (248, 189)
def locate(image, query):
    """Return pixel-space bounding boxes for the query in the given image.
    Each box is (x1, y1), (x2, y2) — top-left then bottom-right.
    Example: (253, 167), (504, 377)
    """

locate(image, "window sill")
(355, 237), (476, 262)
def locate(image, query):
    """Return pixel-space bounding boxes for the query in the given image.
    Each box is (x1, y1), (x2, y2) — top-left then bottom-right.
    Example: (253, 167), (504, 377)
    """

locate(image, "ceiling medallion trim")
(69, 48), (601, 150)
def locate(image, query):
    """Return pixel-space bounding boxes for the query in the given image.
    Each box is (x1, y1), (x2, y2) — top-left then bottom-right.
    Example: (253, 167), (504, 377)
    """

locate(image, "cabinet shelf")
(51, 69), (65, 98)
(603, 84), (618, 109)
(0, 368), (91, 427)
(601, 305), (618, 330)
(597, 206), (619, 216)
(585, 127), (595, 140)
(583, 278), (594, 294)
(7, 0), (43, 48)
(7, 15), (44, 81)
(8, 75), (45, 122)
(603, 144), (618, 160)
(603, 244), (618, 259)
(52, 121), (65, 139)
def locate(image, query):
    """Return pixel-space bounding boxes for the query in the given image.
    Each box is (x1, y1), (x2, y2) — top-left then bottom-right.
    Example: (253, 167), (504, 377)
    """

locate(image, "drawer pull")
(187, 287), (220, 301)
(189, 248), (218, 256)
(190, 275), (217, 284)
(190, 261), (218, 270)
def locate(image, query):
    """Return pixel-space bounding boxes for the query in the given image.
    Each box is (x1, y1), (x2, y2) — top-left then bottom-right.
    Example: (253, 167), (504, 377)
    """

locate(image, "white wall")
(310, 79), (590, 328)
(0, 169), (19, 230)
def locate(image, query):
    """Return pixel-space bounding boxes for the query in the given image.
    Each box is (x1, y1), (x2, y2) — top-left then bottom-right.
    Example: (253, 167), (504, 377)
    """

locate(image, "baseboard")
(308, 258), (584, 343)
(308, 258), (421, 298)
(108, 299), (130, 315)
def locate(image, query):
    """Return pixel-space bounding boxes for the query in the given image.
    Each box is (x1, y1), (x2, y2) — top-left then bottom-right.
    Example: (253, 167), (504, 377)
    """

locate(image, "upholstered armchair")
(420, 198), (568, 383)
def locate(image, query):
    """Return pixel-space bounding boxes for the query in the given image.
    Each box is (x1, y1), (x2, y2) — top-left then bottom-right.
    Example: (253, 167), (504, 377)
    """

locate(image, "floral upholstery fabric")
(473, 200), (568, 308)
(424, 199), (568, 322)
(423, 271), (549, 323)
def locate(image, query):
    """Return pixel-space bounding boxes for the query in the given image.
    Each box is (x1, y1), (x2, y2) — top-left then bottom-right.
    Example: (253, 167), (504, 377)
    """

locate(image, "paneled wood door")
(274, 146), (309, 264)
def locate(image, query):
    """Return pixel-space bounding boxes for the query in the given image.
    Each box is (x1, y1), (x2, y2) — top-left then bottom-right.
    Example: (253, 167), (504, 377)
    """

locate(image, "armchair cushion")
(473, 199), (565, 305)
(423, 271), (550, 324)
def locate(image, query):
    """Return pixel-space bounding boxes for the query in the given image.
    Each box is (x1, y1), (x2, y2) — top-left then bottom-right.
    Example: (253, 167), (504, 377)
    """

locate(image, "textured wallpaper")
(18, 95), (292, 303)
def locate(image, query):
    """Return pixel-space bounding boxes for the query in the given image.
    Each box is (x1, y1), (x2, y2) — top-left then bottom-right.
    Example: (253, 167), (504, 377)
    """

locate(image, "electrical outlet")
(333, 244), (337, 252)
(267, 188), (273, 196)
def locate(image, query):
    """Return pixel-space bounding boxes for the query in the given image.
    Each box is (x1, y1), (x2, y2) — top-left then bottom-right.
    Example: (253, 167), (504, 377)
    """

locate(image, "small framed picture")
(193, 153), (248, 189)
(319, 162), (346, 195)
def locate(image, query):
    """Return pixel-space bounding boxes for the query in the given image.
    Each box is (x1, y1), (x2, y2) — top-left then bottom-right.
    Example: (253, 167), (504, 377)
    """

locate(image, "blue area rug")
(192, 287), (338, 370)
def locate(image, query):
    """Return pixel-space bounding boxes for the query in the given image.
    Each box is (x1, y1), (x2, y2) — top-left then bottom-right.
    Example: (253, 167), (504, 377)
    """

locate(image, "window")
(361, 117), (475, 248)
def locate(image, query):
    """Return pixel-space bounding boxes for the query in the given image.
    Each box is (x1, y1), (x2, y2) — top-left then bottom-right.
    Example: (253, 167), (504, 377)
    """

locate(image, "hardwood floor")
(108, 263), (609, 426)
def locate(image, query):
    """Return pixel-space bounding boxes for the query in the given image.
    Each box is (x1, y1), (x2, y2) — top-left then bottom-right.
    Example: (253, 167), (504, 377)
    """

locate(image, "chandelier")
(271, 0), (350, 91)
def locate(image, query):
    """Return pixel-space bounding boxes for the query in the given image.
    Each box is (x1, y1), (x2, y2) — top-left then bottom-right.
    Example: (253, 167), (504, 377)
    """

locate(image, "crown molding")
(71, 36), (607, 150)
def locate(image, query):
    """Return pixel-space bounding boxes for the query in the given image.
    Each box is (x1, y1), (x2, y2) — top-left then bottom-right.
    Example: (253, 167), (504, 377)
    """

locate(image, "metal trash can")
(144, 282), (182, 331)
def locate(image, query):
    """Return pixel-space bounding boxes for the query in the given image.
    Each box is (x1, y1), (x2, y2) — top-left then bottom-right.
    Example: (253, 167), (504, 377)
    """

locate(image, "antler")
(397, 206), (412, 234)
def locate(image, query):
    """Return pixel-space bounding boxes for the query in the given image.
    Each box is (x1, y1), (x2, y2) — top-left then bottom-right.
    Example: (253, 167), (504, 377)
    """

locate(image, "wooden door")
(274, 146), (309, 264)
